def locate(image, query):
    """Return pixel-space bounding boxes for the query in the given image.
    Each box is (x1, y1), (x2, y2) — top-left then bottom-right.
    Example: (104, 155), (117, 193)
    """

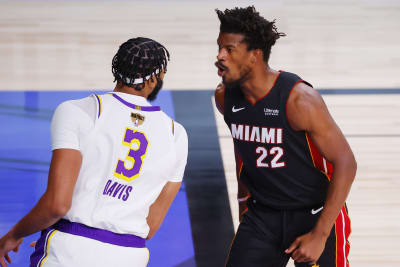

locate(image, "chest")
(224, 93), (284, 128)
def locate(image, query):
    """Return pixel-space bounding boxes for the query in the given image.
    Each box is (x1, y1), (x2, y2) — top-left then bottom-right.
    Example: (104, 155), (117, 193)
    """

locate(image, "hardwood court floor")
(0, 0), (400, 90)
(1, 0), (400, 266)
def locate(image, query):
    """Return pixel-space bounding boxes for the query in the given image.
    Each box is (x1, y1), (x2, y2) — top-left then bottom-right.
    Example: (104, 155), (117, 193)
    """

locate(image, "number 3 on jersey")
(114, 128), (149, 181)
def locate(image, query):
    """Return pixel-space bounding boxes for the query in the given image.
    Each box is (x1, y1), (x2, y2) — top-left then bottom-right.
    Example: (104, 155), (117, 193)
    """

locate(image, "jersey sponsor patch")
(263, 107), (279, 116)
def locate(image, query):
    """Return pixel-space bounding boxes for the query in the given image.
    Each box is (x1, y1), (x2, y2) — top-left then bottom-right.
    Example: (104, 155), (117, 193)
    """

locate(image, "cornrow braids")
(216, 6), (286, 63)
(112, 37), (170, 90)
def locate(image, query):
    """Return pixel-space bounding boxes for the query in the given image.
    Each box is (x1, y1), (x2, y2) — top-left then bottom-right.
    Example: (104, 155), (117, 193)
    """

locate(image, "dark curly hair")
(216, 6), (285, 63)
(112, 37), (170, 91)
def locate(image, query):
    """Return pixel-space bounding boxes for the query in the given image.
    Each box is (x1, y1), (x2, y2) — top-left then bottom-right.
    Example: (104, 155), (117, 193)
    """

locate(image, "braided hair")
(112, 37), (170, 91)
(216, 6), (285, 63)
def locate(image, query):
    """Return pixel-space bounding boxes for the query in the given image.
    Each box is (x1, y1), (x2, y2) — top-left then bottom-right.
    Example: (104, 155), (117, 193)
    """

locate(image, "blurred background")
(0, 0), (399, 266)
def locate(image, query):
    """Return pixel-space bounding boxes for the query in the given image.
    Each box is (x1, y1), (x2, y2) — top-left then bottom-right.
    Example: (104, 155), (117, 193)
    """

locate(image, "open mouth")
(215, 61), (228, 77)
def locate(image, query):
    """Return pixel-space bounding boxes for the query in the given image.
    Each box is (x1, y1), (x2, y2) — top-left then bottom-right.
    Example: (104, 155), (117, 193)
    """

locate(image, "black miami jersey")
(223, 71), (333, 210)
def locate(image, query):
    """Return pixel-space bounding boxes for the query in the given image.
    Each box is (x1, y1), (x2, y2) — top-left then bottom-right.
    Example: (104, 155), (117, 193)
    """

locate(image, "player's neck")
(113, 83), (150, 99)
(240, 66), (279, 105)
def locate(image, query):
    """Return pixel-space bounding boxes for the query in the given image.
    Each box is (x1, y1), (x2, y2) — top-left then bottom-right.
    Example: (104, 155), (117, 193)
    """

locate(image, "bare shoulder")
(287, 82), (328, 131)
(289, 82), (325, 109)
(215, 83), (225, 115)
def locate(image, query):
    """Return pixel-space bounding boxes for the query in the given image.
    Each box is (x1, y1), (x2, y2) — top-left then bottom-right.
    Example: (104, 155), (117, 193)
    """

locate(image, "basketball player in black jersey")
(214, 6), (357, 267)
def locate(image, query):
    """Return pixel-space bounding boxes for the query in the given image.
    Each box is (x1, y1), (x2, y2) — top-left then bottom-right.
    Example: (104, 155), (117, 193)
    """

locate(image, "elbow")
(49, 201), (71, 218)
(353, 157), (357, 173)
(346, 154), (357, 182)
(349, 150), (357, 175)
(42, 190), (72, 219)
(333, 153), (357, 183)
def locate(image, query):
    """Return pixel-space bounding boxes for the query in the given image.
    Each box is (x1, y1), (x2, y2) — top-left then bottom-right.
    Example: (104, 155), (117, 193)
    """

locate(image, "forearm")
(8, 194), (65, 240)
(146, 181), (181, 239)
(147, 205), (169, 235)
(237, 178), (248, 198)
(147, 197), (172, 226)
(313, 159), (356, 237)
(237, 178), (249, 220)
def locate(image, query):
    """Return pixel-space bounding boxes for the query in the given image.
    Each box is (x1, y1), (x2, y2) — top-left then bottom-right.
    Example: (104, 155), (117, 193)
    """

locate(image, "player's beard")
(224, 66), (251, 92)
(148, 77), (163, 101)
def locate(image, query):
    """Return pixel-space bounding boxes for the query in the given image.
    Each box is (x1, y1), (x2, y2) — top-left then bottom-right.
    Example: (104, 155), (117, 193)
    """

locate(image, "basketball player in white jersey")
(0, 37), (188, 267)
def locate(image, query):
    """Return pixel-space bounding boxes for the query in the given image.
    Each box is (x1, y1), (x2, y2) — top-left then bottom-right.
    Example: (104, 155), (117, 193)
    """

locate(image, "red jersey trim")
(247, 71), (282, 106)
(305, 133), (333, 181)
(234, 144), (244, 179)
(335, 206), (351, 267)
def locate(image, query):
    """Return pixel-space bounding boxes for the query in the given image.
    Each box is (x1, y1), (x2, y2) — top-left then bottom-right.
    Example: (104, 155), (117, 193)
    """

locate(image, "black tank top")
(224, 71), (332, 209)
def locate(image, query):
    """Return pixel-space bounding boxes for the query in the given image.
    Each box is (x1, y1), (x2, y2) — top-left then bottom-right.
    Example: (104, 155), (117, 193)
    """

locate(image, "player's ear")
(146, 74), (157, 89)
(251, 49), (264, 64)
(159, 68), (166, 80)
(249, 50), (258, 64)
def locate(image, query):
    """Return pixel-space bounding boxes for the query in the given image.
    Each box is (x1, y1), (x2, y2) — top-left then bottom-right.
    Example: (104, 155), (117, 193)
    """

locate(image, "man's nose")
(217, 48), (227, 61)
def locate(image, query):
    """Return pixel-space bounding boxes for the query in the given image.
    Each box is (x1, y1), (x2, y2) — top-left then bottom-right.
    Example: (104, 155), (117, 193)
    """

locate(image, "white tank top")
(50, 92), (188, 238)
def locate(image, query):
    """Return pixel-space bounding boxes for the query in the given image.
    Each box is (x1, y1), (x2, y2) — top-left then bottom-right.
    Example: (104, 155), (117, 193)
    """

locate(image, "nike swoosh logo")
(232, 106), (245, 113)
(311, 206), (323, 215)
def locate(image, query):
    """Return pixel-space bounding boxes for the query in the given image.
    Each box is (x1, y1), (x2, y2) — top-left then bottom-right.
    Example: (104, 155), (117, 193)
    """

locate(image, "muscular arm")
(9, 149), (81, 238)
(146, 181), (181, 240)
(146, 121), (187, 240)
(0, 149), (81, 266)
(285, 83), (357, 263)
(215, 83), (249, 220)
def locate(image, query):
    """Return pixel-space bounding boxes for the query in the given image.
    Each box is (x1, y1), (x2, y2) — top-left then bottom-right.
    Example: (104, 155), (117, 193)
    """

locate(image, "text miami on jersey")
(230, 123), (285, 169)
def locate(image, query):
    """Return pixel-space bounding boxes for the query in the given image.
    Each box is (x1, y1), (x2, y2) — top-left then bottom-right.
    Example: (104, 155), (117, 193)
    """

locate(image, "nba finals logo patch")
(131, 113), (145, 127)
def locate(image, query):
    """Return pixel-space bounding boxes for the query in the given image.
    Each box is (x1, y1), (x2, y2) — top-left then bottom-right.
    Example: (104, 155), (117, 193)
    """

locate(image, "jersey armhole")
(93, 94), (103, 121)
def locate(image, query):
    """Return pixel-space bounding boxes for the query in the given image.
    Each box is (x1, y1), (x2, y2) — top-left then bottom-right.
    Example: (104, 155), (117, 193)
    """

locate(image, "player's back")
(51, 92), (186, 238)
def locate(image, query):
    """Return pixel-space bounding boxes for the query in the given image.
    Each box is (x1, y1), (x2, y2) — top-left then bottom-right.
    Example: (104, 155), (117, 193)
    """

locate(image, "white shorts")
(30, 221), (149, 267)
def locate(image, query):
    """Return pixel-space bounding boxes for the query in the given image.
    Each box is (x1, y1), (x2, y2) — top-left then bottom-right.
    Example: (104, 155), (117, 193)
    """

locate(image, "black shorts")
(226, 199), (351, 267)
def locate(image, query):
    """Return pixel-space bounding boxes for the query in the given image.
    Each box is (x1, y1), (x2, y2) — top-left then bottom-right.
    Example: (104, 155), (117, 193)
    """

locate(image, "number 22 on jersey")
(114, 128), (149, 181)
(256, 146), (285, 168)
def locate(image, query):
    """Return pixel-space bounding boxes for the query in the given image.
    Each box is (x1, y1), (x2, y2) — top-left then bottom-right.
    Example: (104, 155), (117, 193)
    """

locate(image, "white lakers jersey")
(50, 92), (188, 238)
